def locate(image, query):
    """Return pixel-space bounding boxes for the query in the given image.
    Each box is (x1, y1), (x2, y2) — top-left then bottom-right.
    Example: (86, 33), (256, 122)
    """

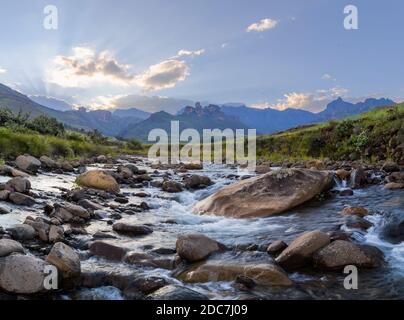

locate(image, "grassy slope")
(256, 104), (404, 162)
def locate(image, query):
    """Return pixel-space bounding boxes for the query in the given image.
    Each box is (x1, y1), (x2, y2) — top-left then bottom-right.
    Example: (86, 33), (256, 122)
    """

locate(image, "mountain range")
(0, 82), (396, 140)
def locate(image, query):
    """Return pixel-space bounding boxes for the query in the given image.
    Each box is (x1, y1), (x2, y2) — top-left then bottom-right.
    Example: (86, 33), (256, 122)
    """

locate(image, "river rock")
(266, 240), (288, 255)
(0, 255), (50, 294)
(40, 156), (58, 169)
(255, 165), (272, 174)
(382, 161), (400, 173)
(341, 206), (369, 217)
(0, 205), (10, 214)
(9, 192), (36, 206)
(179, 260), (292, 286)
(46, 242), (81, 278)
(0, 190), (10, 201)
(5, 177), (31, 193)
(162, 181), (183, 193)
(183, 175), (212, 189)
(54, 203), (90, 222)
(379, 212), (404, 244)
(15, 155), (41, 173)
(194, 169), (333, 218)
(313, 240), (384, 269)
(78, 199), (104, 210)
(176, 233), (221, 262)
(48, 225), (65, 243)
(349, 167), (367, 189)
(7, 224), (37, 240)
(0, 239), (24, 257)
(112, 222), (153, 236)
(275, 230), (330, 269)
(335, 169), (350, 180)
(76, 170), (120, 193)
(118, 166), (133, 179)
(344, 216), (373, 230)
(182, 163), (203, 170)
(384, 182), (404, 190)
(89, 241), (129, 261)
(148, 284), (207, 300)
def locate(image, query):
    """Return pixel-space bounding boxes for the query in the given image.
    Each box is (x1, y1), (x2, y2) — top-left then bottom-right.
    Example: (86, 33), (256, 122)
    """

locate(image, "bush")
(126, 138), (143, 150)
(28, 115), (65, 136)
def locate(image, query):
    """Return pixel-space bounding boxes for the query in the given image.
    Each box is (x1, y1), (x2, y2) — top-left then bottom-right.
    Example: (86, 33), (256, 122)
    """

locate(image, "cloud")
(251, 87), (349, 112)
(176, 49), (205, 57)
(46, 47), (135, 88)
(135, 59), (189, 91)
(247, 18), (278, 32)
(322, 73), (336, 81)
(0, 67), (6, 74)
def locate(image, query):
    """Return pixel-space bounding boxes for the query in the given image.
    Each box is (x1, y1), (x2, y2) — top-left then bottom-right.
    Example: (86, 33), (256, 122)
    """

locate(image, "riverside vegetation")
(0, 104), (403, 300)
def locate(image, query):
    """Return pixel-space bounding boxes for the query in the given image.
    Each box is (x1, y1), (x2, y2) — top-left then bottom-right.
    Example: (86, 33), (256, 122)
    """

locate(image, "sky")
(0, 0), (403, 113)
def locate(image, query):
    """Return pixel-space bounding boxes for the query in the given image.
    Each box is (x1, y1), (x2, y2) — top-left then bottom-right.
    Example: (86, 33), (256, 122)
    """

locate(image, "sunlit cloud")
(0, 67), (7, 74)
(46, 47), (135, 88)
(135, 59), (189, 91)
(251, 87), (349, 112)
(247, 18), (278, 32)
(322, 73), (336, 81)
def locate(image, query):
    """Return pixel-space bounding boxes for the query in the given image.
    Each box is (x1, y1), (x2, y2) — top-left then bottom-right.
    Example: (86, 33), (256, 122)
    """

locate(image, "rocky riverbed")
(0, 155), (403, 300)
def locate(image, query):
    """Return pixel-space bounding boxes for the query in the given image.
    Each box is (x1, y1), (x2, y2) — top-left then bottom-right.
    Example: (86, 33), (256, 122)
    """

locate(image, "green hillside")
(256, 104), (404, 163)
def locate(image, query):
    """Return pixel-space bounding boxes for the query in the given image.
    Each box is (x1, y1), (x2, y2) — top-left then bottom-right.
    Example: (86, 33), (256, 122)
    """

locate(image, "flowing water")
(1, 161), (403, 300)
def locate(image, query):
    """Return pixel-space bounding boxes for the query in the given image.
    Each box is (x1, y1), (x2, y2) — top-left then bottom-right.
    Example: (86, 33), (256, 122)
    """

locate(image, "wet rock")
(328, 230), (352, 242)
(182, 163), (203, 170)
(266, 240), (287, 255)
(176, 233), (221, 262)
(162, 181), (183, 193)
(379, 212), (404, 244)
(335, 169), (350, 180)
(15, 155), (41, 173)
(5, 177), (31, 193)
(0, 165), (29, 177)
(387, 171), (404, 183)
(313, 240), (384, 269)
(112, 222), (153, 237)
(114, 197), (129, 204)
(179, 260), (292, 286)
(134, 192), (150, 198)
(349, 167), (367, 189)
(0, 190), (10, 201)
(148, 284), (208, 300)
(61, 161), (74, 172)
(339, 189), (354, 196)
(384, 182), (404, 190)
(234, 275), (256, 289)
(0, 239), (24, 257)
(48, 225), (65, 243)
(0, 255), (50, 294)
(89, 241), (129, 261)
(9, 192), (36, 206)
(118, 166), (133, 179)
(78, 199), (104, 210)
(194, 169), (334, 218)
(40, 156), (58, 169)
(125, 277), (166, 296)
(46, 242), (81, 279)
(92, 231), (117, 240)
(0, 205), (10, 214)
(76, 170), (120, 193)
(344, 216), (373, 230)
(341, 206), (369, 217)
(7, 224), (37, 240)
(183, 175), (212, 189)
(382, 161), (400, 173)
(275, 230), (330, 269)
(53, 203), (90, 222)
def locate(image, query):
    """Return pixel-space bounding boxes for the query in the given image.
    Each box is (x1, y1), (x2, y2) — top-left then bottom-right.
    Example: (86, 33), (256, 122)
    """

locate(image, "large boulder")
(275, 230), (330, 269)
(15, 155), (41, 173)
(0, 239), (24, 257)
(178, 260), (292, 286)
(0, 255), (49, 294)
(46, 242), (81, 279)
(176, 233), (221, 262)
(313, 240), (384, 269)
(76, 170), (120, 193)
(194, 169), (333, 218)
(39, 156), (58, 169)
(183, 175), (212, 189)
